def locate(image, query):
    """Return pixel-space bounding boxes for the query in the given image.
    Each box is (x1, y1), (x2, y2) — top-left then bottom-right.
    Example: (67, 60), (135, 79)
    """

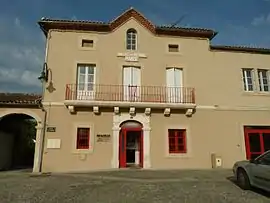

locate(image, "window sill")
(242, 91), (270, 97)
(166, 52), (183, 56)
(78, 47), (96, 51)
(165, 153), (191, 158)
(72, 149), (94, 154)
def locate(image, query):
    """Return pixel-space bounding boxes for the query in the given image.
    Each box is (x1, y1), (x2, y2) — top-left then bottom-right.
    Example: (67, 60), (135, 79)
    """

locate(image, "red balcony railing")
(65, 84), (195, 104)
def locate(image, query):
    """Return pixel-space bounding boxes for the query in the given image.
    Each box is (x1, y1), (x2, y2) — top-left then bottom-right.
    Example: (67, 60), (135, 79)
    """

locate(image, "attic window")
(168, 44), (179, 52)
(126, 29), (137, 50)
(82, 39), (94, 48)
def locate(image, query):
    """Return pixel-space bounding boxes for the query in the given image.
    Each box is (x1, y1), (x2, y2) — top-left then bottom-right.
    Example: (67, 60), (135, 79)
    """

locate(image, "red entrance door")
(244, 127), (270, 160)
(119, 128), (143, 168)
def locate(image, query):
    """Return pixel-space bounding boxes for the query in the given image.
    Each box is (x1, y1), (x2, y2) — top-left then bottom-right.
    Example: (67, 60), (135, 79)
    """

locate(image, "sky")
(0, 0), (270, 93)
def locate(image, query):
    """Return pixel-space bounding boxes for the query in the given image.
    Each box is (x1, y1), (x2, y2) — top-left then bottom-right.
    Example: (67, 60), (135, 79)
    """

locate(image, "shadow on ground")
(227, 176), (270, 198)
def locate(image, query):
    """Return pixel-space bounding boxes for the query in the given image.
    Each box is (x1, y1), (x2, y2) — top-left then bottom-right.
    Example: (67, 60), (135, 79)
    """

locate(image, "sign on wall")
(46, 127), (56, 132)
(125, 54), (138, 62)
(47, 139), (61, 149)
(97, 134), (110, 142)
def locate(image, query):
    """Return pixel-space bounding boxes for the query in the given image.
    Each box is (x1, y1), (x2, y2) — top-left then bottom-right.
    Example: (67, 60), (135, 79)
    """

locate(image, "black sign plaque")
(46, 127), (56, 132)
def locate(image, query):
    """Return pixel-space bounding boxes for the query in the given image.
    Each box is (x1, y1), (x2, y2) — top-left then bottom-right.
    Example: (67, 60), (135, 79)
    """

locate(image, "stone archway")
(112, 113), (151, 169)
(0, 110), (43, 172)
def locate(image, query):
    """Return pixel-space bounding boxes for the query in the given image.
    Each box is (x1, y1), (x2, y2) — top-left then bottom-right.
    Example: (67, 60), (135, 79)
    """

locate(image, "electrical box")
(211, 153), (222, 168)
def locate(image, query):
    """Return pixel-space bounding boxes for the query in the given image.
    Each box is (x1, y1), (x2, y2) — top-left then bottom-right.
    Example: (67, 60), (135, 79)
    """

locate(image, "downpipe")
(37, 27), (50, 173)
(38, 102), (47, 172)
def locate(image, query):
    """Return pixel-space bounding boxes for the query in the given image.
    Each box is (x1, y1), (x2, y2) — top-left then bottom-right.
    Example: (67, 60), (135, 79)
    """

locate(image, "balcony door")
(77, 64), (96, 100)
(123, 66), (141, 101)
(166, 67), (183, 103)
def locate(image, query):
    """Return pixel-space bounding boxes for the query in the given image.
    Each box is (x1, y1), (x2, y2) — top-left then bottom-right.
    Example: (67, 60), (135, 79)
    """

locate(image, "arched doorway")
(0, 113), (38, 171)
(119, 120), (143, 168)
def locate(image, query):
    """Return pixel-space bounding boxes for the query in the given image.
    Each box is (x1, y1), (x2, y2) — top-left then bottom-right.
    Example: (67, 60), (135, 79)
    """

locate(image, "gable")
(38, 8), (216, 39)
(110, 8), (155, 34)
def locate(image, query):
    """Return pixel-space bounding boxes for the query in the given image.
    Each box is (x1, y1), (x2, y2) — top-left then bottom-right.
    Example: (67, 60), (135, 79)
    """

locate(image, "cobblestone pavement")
(0, 169), (269, 203)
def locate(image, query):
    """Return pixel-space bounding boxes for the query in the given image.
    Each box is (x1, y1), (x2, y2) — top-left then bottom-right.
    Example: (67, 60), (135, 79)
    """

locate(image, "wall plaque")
(125, 54), (138, 62)
(97, 134), (111, 142)
(46, 127), (56, 132)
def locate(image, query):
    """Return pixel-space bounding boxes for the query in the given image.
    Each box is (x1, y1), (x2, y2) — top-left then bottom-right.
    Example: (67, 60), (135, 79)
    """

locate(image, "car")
(233, 150), (270, 192)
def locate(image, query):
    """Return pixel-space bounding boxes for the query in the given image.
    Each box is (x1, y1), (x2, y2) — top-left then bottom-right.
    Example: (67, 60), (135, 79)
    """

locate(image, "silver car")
(233, 150), (270, 192)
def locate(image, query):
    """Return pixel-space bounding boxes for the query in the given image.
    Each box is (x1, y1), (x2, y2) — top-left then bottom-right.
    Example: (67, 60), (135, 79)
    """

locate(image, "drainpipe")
(39, 104), (47, 172)
(37, 24), (51, 173)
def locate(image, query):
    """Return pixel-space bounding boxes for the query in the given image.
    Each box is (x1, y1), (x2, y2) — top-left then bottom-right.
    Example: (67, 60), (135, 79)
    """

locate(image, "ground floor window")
(76, 128), (90, 149)
(168, 129), (187, 154)
(244, 126), (270, 160)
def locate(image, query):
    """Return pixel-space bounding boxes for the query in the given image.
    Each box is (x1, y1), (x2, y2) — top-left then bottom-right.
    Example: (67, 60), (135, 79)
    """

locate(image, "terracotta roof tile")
(38, 8), (269, 54)
(0, 93), (42, 106)
(40, 18), (108, 25)
(210, 45), (270, 54)
(38, 8), (216, 39)
(156, 25), (214, 32)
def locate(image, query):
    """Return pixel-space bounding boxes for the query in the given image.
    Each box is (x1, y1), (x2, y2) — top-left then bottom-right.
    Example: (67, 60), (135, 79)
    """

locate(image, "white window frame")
(166, 67), (183, 103)
(72, 122), (94, 154)
(242, 68), (254, 92)
(257, 69), (270, 92)
(123, 66), (141, 101)
(77, 64), (96, 100)
(126, 29), (137, 51)
(165, 125), (192, 158)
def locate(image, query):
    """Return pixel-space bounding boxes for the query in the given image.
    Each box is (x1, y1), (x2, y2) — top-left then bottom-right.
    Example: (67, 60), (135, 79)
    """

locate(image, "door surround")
(112, 113), (151, 169)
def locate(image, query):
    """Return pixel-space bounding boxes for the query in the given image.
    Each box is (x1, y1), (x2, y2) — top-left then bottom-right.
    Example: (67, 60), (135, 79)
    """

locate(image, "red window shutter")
(168, 129), (187, 153)
(76, 128), (90, 149)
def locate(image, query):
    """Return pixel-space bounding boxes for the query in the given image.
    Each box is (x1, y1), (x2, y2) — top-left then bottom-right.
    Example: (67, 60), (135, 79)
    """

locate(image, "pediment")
(110, 8), (155, 34)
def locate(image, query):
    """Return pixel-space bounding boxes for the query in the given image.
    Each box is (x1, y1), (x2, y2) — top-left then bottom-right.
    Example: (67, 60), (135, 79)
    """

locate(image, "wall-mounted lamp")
(38, 62), (56, 93)
(38, 63), (49, 82)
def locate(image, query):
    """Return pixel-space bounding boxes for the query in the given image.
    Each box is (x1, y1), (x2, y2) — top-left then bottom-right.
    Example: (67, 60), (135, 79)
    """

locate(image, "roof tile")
(0, 93), (42, 106)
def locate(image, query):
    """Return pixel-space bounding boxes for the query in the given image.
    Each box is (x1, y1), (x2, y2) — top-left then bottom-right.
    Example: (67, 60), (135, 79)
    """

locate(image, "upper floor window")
(126, 29), (137, 50)
(77, 64), (96, 91)
(168, 44), (179, 52)
(81, 39), (94, 48)
(242, 68), (254, 91)
(258, 69), (269, 92)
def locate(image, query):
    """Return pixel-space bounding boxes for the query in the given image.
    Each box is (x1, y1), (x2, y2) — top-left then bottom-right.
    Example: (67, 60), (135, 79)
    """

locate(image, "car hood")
(234, 160), (250, 167)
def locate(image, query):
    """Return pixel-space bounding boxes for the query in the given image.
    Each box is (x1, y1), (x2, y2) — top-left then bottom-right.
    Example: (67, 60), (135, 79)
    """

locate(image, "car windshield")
(256, 151), (270, 165)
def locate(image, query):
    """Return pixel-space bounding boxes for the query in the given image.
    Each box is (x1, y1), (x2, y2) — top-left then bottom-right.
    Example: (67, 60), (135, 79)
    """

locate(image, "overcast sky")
(0, 0), (270, 93)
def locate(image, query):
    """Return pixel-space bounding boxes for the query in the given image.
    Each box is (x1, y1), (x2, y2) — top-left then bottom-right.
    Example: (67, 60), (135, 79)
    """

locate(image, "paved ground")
(0, 169), (269, 203)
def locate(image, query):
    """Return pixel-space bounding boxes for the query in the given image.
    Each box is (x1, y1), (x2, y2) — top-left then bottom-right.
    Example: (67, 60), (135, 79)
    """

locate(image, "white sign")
(47, 138), (61, 149)
(125, 55), (138, 62)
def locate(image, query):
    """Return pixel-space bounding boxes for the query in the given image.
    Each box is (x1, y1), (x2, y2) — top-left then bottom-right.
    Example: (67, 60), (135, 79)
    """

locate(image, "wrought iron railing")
(65, 84), (195, 104)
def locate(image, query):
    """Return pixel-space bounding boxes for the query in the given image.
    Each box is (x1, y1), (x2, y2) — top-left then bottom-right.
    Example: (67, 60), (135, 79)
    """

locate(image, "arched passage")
(119, 120), (143, 168)
(0, 113), (39, 171)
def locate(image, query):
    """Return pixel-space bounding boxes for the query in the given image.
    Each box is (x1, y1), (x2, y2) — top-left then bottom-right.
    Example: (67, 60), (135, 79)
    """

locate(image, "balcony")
(64, 84), (196, 116)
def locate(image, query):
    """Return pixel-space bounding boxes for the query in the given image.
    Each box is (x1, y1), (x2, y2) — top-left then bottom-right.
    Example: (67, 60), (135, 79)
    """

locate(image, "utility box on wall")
(211, 153), (222, 168)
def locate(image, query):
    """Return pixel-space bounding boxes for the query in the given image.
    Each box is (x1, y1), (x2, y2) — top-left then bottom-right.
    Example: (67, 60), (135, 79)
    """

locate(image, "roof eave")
(210, 45), (270, 55)
(209, 31), (218, 40)
(38, 21), (48, 36)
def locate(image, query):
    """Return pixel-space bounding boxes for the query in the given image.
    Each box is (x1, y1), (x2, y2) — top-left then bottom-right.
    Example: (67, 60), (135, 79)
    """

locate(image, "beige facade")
(36, 8), (270, 173)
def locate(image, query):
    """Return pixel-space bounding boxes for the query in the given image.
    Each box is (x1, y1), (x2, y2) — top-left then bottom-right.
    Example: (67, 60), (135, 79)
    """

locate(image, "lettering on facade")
(46, 127), (56, 132)
(97, 134), (111, 142)
(125, 54), (139, 62)
(117, 52), (147, 62)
